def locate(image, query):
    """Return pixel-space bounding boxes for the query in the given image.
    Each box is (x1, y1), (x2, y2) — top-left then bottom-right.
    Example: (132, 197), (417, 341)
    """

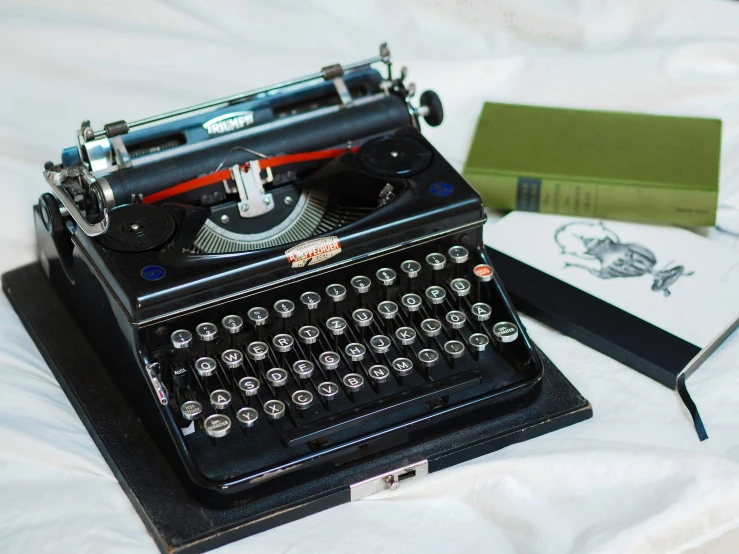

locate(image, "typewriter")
(4, 44), (590, 552)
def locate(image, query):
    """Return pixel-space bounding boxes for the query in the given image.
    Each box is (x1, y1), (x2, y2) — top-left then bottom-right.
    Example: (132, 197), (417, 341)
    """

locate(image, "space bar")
(282, 370), (482, 447)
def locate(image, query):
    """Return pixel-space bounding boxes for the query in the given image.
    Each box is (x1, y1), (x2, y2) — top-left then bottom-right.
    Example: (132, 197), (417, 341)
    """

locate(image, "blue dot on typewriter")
(140, 265), (166, 281)
(429, 182), (453, 197)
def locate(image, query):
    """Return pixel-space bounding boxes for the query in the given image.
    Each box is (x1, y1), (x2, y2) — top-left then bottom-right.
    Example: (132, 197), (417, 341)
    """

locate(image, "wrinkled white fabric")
(1, 1), (738, 553)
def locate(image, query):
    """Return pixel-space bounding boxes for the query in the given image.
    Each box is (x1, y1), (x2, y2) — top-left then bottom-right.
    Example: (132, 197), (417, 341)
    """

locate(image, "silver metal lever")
(43, 166), (110, 236)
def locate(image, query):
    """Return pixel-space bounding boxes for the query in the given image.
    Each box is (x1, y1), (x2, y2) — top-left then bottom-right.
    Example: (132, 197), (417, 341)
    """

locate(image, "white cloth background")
(1, 1), (739, 553)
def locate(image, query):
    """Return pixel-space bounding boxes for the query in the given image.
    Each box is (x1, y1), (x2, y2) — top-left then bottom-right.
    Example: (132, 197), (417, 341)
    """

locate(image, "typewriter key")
(236, 407), (259, 428)
(326, 284), (347, 315)
(195, 322), (218, 342)
(300, 292), (321, 323)
(376, 268), (397, 299)
(292, 360), (315, 379)
(468, 333), (489, 360)
(181, 400), (203, 421)
(263, 399), (286, 420)
(368, 364), (390, 384)
(370, 335), (392, 354)
(325, 316), (347, 335)
(221, 349), (244, 369)
(395, 326), (417, 346)
(210, 389), (232, 410)
(401, 293), (422, 312)
(473, 264), (494, 299)
(342, 373), (365, 393)
(319, 351), (341, 370)
(291, 390), (314, 410)
(417, 348), (440, 368)
(272, 334), (294, 353)
(492, 322), (519, 343)
(448, 245), (469, 265)
(195, 356), (217, 378)
(449, 278), (471, 307)
(246, 341), (269, 361)
(420, 318), (442, 338)
(345, 343), (366, 362)
(446, 310), (467, 330)
(425, 286), (446, 314)
(221, 315), (244, 334)
(443, 341), (466, 365)
(400, 259), (422, 291)
(238, 376), (260, 396)
(391, 357), (414, 377)
(297, 325), (320, 344)
(170, 329), (193, 350)
(204, 414), (232, 438)
(351, 275), (372, 308)
(470, 302), (492, 326)
(317, 381), (340, 401)
(425, 252), (447, 271)
(266, 368), (289, 387)
(247, 307), (269, 328)
(273, 300), (295, 332)
(377, 300), (399, 320)
(352, 308), (374, 328)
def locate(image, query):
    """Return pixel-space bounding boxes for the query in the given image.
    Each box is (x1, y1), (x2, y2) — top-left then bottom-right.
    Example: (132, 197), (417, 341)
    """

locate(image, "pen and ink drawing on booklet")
(554, 221), (693, 297)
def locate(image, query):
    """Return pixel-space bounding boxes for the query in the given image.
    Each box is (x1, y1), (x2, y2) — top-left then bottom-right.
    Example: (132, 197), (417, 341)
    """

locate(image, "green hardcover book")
(463, 103), (721, 226)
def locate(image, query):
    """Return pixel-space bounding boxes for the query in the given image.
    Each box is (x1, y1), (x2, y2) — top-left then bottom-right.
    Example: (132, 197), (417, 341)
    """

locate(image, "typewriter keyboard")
(147, 242), (540, 483)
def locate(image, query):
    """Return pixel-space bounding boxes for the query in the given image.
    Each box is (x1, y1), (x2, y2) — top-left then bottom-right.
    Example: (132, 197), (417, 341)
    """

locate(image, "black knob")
(38, 193), (64, 236)
(420, 90), (444, 127)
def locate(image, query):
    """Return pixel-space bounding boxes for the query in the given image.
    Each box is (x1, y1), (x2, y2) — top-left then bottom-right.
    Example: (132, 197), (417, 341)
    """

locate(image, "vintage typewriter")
(3, 45), (590, 553)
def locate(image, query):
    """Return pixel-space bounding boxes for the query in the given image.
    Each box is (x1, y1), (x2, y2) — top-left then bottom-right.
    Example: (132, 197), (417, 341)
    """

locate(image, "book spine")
(463, 170), (717, 226)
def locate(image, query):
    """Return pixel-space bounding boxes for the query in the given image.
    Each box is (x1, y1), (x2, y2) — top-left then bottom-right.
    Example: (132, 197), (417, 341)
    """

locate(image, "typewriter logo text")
(285, 236), (342, 268)
(203, 111), (255, 136)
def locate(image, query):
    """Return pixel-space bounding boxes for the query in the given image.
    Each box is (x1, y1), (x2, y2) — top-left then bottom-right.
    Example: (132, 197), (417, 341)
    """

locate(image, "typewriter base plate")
(3, 262), (592, 554)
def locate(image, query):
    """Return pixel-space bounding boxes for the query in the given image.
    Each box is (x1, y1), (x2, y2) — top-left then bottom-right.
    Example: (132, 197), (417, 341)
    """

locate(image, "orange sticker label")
(285, 236), (342, 268)
(473, 265), (493, 278)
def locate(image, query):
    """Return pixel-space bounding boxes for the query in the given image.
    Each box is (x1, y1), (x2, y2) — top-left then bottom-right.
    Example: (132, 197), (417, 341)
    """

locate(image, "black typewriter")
(4, 44), (590, 553)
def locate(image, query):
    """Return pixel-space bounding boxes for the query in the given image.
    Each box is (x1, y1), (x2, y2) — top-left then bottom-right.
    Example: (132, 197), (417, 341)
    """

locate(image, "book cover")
(484, 212), (739, 439)
(464, 103), (721, 226)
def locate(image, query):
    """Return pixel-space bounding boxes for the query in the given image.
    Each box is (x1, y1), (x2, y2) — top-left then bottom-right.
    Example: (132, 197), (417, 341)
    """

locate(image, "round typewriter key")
(417, 348), (440, 368)
(401, 293), (422, 312)
(391, 357), (414, 376)
(326, 284), (347, 302)
(317, 381), (340, 401)
(297, 325), (320, 344)
(195, 356), (217, 377)
(492, 322), (519, 343)
(446, 310), (467, 329)
(195, 322), (218, 342)
(473, 264), (494, 282)
(272, 333), (294, 353)
(425, 252), (447, 271)
(468, 333), (490, 352)
(291, 390), (314, 410)
(368, 364), (390, 384)
(448, 245), (469, 264)
(342, 373), (365, 392)
(292, 360), (315, 379)
(221, 349), (244, 369)
(370, 335), (392, 354)
(350, 275), (372, 294)
(238, 376), (260, 396)
(344, 343), (366, 362)
(470, 302), (492, 322)
(204, 414), (232, 438)
(263, 399), (286, 420)
(181, 400), (203, 421)
(300, 291), (321, 310)
(247, 307), (269, 327)
(246, 341), (269, 361)
(450, 278), (471, 297)
(236, 407), (259, 428)
(420, 318), (442, 337)
(319, 351), (341, 370)
(273, 300), (295, 318)
(222, 315), (244, 334)
(210, 389), (232, 410)
(375, 268), (397, 287)
(443, 340), (466, 359)
(266, 368), (289, 387)
(352, 308), (374, 327)
(326, 316), (347, 335)
(400, 259), (422, 279)
(395, 326), (417, 346)
(377, 300), (399, 319)
(425, 286), (446, 305)
(170, 329), (193, 350)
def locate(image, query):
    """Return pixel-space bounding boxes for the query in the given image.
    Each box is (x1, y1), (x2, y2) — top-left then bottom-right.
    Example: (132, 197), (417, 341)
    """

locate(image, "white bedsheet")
(1, 1), (739, 552)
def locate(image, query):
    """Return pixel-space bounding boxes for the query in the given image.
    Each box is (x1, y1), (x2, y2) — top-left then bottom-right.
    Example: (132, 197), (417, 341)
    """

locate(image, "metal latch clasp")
(231, 160), (275, 219)
(350, 460), (428, 501)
